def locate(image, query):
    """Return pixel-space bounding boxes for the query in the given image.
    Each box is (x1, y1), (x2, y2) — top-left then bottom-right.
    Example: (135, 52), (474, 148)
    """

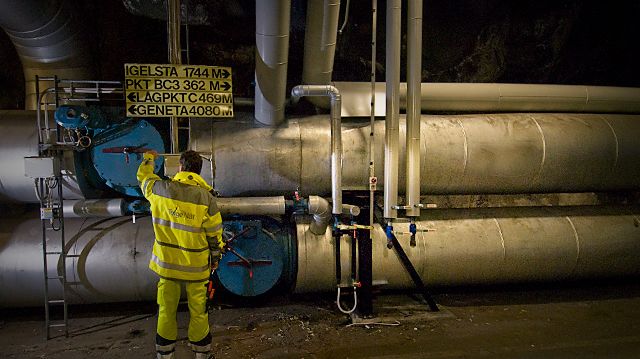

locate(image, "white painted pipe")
(333, 82), (640, 116)
(405, 0), (423, 218)
(384, 0), (401, 219)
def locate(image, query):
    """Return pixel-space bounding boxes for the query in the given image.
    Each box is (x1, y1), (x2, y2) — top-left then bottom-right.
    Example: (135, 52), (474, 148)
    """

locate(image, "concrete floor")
(1, 280), (639, 358)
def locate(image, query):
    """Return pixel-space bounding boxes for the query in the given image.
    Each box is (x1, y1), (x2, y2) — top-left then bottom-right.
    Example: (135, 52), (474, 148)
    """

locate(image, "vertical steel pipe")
(384, 0), (401, 219)
(406, 0), (423, 218)
(369, 0), (378, 226)
(167, 0), (181, 152)
(291, 85), (343, 214)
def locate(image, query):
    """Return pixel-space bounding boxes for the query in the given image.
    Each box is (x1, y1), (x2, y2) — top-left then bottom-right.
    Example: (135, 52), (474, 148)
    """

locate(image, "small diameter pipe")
(405, 0), (422, 218)
(167, 0), (181, 153)
(216, 196), (286, 216)
(384, 0), (401, 219)
(369, 0), (377, 227)
(63, 199), (126, 218)
(292, 85), (343, 214)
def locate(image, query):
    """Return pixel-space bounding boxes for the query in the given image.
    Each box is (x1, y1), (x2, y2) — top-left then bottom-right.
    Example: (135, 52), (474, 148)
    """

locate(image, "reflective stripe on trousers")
(156, 277), (211, 343)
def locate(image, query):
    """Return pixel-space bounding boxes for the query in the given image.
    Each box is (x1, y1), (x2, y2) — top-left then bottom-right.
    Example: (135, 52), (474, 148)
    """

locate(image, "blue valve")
(409, 223), (417, 247)
(385, 225), (394, 249)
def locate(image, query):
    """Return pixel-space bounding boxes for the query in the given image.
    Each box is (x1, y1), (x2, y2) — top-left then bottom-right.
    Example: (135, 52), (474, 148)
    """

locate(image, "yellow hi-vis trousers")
(157, 278), (210, 343)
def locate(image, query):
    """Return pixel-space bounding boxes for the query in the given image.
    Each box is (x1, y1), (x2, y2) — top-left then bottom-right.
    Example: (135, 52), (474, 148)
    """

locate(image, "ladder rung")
(48, 323), (67, 328)
(48, 299), (65, 304)
(46, 276), (64, 280)
(66, 254), (81, 258)
(45, 251), (62, 255)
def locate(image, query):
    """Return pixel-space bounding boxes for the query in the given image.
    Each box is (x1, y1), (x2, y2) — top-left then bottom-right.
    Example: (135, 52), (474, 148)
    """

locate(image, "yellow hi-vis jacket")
(137, 153), (224, 282)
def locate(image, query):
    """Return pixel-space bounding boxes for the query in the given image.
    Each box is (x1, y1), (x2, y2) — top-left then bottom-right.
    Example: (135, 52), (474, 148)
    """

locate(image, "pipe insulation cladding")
(2, 206), (639, 307)
(0, 111), (84, 203)
(0, 0), (95, 110)
(295, 206), (640, 292)
(189, 113), (640, 197)
(2, 112), (640, 202)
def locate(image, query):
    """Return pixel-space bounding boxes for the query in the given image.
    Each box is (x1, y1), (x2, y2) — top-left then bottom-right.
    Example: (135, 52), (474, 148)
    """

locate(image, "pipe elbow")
(308, 195), (332, 235)
(291, 84), (341, 101)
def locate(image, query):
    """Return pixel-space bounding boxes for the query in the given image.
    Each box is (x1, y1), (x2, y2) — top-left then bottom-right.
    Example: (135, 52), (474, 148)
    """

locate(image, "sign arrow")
(127, 92), (137, 102)
(221, 69), (230, 79)
(128, 105), (138, 115)
(221, 81), (231, 92)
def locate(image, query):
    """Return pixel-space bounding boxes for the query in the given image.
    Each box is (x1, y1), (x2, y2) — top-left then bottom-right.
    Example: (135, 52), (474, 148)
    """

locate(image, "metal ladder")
(34, 76), (68, 339)
(38, 175), (70, 339)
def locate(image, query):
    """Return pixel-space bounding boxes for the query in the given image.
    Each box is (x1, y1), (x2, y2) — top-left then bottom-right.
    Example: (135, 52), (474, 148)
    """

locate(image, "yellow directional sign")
(124, 63), (233, 118)
(127, 104), (233, 117)
(126, 91), (233, 105)
(124, 78), (232, 92)
(125, 63), (232, 80)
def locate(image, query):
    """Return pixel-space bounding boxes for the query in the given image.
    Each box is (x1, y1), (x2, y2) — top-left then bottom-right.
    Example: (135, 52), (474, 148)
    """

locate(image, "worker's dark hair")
(180, 150), (202, 174)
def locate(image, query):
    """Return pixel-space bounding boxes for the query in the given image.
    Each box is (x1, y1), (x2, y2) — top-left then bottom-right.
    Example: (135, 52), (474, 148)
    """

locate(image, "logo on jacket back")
(168, 206), (195, 220)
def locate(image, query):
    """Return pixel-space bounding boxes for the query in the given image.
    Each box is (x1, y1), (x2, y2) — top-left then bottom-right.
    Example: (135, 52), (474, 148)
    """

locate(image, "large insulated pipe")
(255, 0), (291, 126)
(188, 112), (640, 197)
(334, 82), (640, 116)
(4, 112), (640, 202)
(292, 85), (342, 214)
(294, 206), (640, 292)
(384, 0), (401, 219)
(405, 0), (423, 218)
(0, 111), (83, 202)
(3, 206), (638, 307)
(301, 0), (341, 108)
(0, 0), (95, 110)
(0, 216), (157, 307)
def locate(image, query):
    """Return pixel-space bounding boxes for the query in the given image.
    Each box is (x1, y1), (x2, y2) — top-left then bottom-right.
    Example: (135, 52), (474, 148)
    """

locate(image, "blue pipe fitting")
(409, 222), (417, 247)
(385, 224), (394, 249)
(385, 224), (394, 239)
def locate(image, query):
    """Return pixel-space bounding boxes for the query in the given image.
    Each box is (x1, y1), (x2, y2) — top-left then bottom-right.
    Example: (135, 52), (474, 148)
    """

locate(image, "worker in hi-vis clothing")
(137, 150), (224, 359)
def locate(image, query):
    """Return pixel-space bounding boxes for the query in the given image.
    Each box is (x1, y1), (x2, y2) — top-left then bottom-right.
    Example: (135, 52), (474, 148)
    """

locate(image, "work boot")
(194, 352), (214, 359)
(156, 351), (175, 359)
(190, 333), (213, 359)
(156, 334), (176, 359)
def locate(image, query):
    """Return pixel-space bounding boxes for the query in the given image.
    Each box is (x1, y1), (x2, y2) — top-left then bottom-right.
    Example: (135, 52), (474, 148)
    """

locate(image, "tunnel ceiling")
(1, 0), (640, 109)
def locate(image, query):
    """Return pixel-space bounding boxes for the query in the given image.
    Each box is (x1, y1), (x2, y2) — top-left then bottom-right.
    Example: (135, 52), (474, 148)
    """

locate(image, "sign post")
(124, 63), (233, 118)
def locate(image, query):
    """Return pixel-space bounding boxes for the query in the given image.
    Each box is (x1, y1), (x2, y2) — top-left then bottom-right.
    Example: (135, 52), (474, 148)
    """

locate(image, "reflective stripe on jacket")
(137, 153), (224, 282)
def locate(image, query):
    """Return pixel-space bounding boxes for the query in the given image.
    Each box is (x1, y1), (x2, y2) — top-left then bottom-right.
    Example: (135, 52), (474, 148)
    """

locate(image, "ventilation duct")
(254, 0), (291, 126)
(0, 0), (95, 110)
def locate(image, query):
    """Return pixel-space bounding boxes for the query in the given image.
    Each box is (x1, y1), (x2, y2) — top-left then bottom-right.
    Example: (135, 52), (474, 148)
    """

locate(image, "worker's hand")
(145, 150), (159, 159)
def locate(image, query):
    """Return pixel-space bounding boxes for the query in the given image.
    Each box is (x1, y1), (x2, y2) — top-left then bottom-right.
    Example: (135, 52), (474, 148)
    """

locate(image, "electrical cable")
(338, 0), (351, 35)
